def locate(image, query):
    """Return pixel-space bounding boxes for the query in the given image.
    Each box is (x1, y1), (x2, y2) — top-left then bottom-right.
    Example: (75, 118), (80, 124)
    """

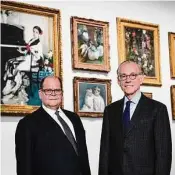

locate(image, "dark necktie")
(55, 111), (78, 155)
(123, 101), (132, 129)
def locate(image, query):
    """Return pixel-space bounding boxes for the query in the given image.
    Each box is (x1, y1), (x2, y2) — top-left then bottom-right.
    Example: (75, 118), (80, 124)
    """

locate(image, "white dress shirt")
(123, 90), (142, 119)
(42, 104), (76, 140)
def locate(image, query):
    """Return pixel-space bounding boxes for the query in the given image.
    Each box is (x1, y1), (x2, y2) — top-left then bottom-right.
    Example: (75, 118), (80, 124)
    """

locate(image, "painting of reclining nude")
(71, 16), (110, 72)
(73, 77), (111, 117)
(1, 1), (61, 114)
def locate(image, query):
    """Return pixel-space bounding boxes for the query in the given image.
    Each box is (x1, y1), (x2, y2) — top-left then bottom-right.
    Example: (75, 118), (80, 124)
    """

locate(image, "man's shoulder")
(106, 98), (123, 109)
(142, 94), (167, 108)
(61, 108), (79, 117)
(19, 107), (43, 123)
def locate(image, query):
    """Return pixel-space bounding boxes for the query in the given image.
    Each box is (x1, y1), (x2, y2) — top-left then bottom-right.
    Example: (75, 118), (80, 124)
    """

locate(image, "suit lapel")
(125, 94), (147, 136)
(38, 107), (67, 133)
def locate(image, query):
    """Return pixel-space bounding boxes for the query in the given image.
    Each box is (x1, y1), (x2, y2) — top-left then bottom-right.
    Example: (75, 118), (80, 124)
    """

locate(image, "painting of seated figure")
(71, 16), (110, 72)
(73, 77), (111, 117)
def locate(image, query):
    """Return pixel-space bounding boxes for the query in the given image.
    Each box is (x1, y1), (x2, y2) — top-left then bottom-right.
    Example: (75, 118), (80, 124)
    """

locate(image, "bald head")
(40, 76), (62, 90)
(117, 60), (143, 75)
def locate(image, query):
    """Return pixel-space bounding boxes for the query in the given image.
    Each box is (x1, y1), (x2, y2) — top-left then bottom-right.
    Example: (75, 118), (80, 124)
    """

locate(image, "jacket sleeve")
(15, 119), (33, 175)
(154, 104), (172, 175)
(98, 107), (110, 175)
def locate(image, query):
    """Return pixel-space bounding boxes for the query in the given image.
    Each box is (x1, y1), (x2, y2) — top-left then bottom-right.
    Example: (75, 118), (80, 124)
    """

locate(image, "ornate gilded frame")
(73, 77), (111, 117)
(117, 17), (161, 86)
(171, 85), (175, 120)
(169, 32), (175, 78)
(143, 92), (153, 99)
(71, 16), (110, 72)
(1, 1), (62, 115)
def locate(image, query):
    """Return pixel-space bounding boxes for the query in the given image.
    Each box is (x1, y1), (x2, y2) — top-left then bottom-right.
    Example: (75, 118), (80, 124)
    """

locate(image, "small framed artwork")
(168, 32), (175, 78)
(71, 16), (110, 72)
(1, 1), (62, 115)
(73, 77), (111, 117)
(143, 92), (153, 99)
(117, 18), (161, 86)
(171, 85), (175, 120)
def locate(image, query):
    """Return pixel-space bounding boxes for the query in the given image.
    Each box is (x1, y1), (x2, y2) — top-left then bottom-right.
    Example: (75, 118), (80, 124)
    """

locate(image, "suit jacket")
(15, 107), (91, 175)
(99, 93), (172, 175)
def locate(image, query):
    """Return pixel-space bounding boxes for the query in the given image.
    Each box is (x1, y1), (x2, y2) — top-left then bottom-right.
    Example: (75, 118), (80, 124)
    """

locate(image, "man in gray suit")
(99, 60), (172, 175)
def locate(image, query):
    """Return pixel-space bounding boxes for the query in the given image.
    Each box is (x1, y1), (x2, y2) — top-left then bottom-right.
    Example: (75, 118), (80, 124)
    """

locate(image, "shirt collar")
(42, 104), (61, 116)
(124, 90), (141, 104)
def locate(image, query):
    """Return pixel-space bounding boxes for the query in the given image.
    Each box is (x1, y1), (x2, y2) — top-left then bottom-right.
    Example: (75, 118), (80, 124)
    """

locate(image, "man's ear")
(38, 90), (42, 100)
(139, 74), (145, 85)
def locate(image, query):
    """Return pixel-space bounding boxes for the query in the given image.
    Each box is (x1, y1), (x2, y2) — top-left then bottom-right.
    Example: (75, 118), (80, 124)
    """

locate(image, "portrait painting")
(73, 77), (111, 117)
(1, 1), (61, 115)
(169, 32), (175, 78)
(171, 85), (175, 119)
(71, 16), (110, 72)
(117, 18), (161, 86)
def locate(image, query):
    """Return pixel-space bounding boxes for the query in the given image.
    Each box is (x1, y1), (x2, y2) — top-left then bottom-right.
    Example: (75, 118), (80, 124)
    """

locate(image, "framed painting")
(71, 16), (110, 72)
(117, 18), (161, 86)
(0, 1), (62, 115)
(169, 32), (175, 78)
(171, 85), (175, 120)
(73, 77), (111, 117)
(143, 92), (153, 99)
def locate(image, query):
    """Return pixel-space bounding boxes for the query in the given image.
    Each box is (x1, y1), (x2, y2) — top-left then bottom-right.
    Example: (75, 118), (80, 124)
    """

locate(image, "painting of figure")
(1, 1), (61, 115)
(79, 84), (106, 112)
(73, 77), (111, 117)
(71, 17), (110, 72)
(78, 24), (104, 64)
(1, 10), (54, 106)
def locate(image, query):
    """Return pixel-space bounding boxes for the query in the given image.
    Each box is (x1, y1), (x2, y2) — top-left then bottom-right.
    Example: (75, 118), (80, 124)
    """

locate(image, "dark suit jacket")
(15, 107), (91, 175)
(99, 94), (172, 175)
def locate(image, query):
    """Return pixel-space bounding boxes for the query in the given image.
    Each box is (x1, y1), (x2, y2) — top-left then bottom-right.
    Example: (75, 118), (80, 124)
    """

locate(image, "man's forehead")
(43, 77), (60, 86)
(120, 62), (140, 72)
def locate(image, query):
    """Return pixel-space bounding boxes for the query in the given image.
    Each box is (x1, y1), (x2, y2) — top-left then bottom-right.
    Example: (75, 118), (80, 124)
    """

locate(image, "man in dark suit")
(15, 76), (91, 175)
(99, 60), (172, 175)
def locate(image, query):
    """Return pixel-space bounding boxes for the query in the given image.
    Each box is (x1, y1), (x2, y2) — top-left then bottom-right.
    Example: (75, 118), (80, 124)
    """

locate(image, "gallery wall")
(1, 1), (175, 175)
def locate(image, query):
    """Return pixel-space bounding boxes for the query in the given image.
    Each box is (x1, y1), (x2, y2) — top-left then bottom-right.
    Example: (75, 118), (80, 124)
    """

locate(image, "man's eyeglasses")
(118, 72), (143, 81)
(41, 89), (62, 95)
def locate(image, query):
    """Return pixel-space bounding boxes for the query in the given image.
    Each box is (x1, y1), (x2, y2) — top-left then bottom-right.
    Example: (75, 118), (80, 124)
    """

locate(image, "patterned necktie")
(55, 111), (78, 155)
(123, 101), (132, 129)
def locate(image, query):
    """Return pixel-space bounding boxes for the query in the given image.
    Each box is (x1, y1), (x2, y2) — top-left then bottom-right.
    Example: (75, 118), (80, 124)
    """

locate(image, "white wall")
(1, 1), (175, 175)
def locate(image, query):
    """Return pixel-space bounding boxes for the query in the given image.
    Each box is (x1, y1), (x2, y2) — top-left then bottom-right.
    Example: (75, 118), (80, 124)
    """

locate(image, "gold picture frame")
(143, 92), (153, 99)
(169, 32), (175, 78)
(171, 85), (175, 120)
(73, 77), (111, 117)
(117, 17), (161, 86)
(1, 1), (62, 115)
(71, 16), (110, 72)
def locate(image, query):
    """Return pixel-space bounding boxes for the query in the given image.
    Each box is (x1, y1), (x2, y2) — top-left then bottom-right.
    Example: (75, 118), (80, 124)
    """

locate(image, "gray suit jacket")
(99, 93), (172, 175)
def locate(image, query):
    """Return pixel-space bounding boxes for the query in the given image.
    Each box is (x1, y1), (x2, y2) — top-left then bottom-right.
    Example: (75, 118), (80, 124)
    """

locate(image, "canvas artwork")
(73, 77), (111, 117)
(1, 1), (61, 114)
(171, 85), (175, 119)
(71, 17), (110, 72)
(117, 18), (161, 86)
(169, 32), (175, 78)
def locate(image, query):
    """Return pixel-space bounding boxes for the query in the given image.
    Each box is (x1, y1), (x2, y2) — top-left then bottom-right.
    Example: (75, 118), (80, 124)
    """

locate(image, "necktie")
(123, 101), (132, 129)
(55, 111), (78, 155)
